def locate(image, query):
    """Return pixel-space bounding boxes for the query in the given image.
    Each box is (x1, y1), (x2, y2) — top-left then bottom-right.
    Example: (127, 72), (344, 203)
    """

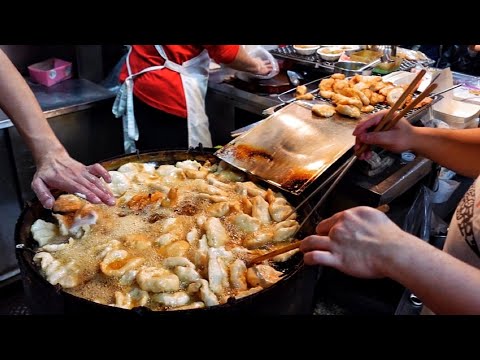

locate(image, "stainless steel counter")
(0, 78), (115, 129)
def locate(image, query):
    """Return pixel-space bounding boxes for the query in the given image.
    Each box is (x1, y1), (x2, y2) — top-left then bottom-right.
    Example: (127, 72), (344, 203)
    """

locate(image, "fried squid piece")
(53, 194), (85, 213)
(163, 257), (195, 269)
(312, 104), (336, 118)
(206, 173), (236, 191)
(208, 247), (230, 295)
(39, 238), (74, 252)
(136, 267), (180, 293)
(118, 162), (155, 180)
(205, 217), (229, 247)
(335, 104), (361, 118)
(106, 171), (131, 197)
(100, 249), (144, 277)
(229, 259), (248, 291)
(268, 197), (295, 222)
(123, 233), (152, 250)
(119, 269), (138, 286)
(33, 252), (80, 288)
(31, 219), (62, 247)
(151, 291), (191, 308)
(246, 264), (283, 288)
(187, 279), (219, 307)
(273, 220), (300, 242)
(175, 160), (202, 170)
(174, 266), (202, 284)
(207, 202), (230, 217)
(251, 195), (271, 225)
(193, 234), (209, 270)
(243, 231), (274, 249)
(191, 179), (228, 196)
(233, 213), (261, 233)
(235, 181), (267, 198)
(54, 204), (98, 239)
(114, 288), (149, 309)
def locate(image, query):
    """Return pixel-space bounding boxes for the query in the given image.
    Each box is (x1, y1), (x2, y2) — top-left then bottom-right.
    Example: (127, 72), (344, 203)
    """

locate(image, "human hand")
(252, 57), (273, 76)
(31, 151), (116, 209)
(300, 206), (411, 279)
(353, 109), (414, 160)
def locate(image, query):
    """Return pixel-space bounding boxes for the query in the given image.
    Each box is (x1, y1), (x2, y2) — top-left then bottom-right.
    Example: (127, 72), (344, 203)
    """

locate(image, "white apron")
(112, 45), (213, 153)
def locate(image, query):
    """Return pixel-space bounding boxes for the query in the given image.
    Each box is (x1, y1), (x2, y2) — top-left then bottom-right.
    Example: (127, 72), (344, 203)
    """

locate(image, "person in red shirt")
(113, 45), (273, 153)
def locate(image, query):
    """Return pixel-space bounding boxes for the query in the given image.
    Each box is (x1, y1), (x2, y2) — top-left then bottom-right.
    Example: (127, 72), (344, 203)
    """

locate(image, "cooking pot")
(15, 148), (321, 315)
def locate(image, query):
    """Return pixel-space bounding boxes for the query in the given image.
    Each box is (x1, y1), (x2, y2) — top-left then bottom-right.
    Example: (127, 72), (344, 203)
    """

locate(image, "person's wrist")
(379, 233), (416, 279)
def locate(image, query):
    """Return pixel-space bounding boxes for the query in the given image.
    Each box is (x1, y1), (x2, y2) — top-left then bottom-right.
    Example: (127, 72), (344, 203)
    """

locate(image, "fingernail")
(107, 197), (116, 206)
(44, 199), (54, 209)
(91, 196), (101, 204)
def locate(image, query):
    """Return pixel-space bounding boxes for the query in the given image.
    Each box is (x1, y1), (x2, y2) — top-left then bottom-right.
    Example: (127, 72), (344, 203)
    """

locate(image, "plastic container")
(373, 56), (403, 74)
(28, 58), (72, 87)
(348, 49), (382, 64)
(432, 98), (480, 129)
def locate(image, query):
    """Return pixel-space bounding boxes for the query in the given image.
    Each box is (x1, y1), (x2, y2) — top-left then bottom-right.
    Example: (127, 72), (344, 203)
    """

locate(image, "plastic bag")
(403, 185), (434, 241)
(241, 45), (279, 80)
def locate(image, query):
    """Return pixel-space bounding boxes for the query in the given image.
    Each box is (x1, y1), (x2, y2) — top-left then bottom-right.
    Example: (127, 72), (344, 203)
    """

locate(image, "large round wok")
(15, 148), (321, 316)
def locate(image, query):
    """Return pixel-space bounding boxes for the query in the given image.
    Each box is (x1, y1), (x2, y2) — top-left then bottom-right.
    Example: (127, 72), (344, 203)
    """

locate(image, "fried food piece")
(336, 104), (361, 118)
(319, 78), (335, 91)
(374, 81), (392, 92)
(295, 93), (314, 100)
(361, 105), (375, 113)
(352, 88), (370, 105)
(361, 88), (373, 101)
(413, 96), (433, 108)
(333, 79), (349, 93)
(379, 84), (396, 96)
(53, 194), (85, 213)
(312, 104), (336, 118)
(332, 93), (363, 109)
(338, 87), (358, 98)
(331, 73), (346, 80)
(319, 90), (334, 99)
(295, 85), (308, 96)
(386, 87), (405, 107)
(370, 92), (385, 105)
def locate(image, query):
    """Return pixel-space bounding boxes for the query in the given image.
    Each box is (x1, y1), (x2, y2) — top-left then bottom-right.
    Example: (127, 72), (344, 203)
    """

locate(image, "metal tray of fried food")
(215, 101), (359, 195)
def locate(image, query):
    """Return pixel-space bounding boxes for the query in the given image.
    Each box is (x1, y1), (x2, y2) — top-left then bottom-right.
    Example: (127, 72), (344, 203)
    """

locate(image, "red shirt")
(119, 45), (240, 118)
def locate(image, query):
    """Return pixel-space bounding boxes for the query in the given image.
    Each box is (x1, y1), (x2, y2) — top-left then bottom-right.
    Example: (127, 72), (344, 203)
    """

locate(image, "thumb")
(359, 129), (397, 148)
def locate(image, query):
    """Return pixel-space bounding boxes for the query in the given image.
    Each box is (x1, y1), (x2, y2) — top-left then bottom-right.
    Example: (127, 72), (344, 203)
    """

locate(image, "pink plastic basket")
(28, 58), (72, 87)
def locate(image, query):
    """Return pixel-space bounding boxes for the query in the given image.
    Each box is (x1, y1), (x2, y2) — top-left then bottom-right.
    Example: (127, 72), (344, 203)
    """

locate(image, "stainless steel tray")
(216, 101), (358, 195)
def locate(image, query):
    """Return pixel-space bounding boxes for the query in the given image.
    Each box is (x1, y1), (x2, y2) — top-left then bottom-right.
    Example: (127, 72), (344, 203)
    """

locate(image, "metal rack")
(270, 46), (435, 74)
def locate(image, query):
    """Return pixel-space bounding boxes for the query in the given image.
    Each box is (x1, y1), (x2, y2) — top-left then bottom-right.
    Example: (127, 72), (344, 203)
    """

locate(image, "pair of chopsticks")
(247, 204), (390, 266)
(355, 69), (437, 156)
(247, 69), (437, 267)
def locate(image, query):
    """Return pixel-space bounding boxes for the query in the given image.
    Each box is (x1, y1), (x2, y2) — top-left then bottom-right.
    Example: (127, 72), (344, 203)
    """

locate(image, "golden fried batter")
(336, 104), (361, 118)
(312, 104), (336, 118)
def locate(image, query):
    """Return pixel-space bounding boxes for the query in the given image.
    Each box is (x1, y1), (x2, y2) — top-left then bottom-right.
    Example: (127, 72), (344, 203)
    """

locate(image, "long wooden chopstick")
(246, 204), (390, 267)
(383, 82), (438, 132)
(355, 69), (426, 157)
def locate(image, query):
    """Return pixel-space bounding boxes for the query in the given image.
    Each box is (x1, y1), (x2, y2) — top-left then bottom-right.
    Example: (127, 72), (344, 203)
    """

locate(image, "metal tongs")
(247, 69), (437, 267)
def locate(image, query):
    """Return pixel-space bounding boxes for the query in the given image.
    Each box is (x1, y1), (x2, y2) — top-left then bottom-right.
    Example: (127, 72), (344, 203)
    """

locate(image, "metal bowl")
(333, 61), (372, 77)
